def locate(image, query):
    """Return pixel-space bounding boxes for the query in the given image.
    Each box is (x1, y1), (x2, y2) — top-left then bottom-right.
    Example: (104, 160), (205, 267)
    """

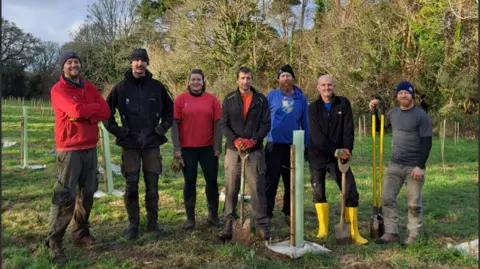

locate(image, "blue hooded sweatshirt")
(266, 86), (309, 148)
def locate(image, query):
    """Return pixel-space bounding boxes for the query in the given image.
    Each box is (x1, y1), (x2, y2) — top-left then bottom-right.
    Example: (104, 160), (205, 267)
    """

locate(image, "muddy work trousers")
(46, 149), (98, 244)
(382, 162), (424, 237)
(222, 149), (268, 229)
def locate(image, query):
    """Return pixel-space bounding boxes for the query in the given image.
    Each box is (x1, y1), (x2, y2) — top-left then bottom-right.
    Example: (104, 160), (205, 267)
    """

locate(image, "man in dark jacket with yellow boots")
(308, 74), (368, 245)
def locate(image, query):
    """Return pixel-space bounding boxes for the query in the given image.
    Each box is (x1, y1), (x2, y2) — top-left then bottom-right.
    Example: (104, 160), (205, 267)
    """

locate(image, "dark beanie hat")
(60, 49), (81, 68)
(277, 64), (295, 78)
(395, 81), (415, 98)
(130, 48), (149, 64)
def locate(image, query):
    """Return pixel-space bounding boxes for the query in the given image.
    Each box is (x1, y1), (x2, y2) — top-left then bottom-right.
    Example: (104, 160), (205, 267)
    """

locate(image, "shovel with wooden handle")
(370, 105), (385, 239)
(336, 158), (352, 245)
(232, 151), (251, 245)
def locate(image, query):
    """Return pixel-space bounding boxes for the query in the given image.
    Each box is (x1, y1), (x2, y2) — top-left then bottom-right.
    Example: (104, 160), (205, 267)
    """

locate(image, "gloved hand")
(304, 149), (309, 163)
(242, 139), (256, 150)
(234, 138), (245, 151)
(334, 149), (351, 160)
(171, 156), (185, 173)
(155, 125), (166, 137)
(114, 127), (129, 139)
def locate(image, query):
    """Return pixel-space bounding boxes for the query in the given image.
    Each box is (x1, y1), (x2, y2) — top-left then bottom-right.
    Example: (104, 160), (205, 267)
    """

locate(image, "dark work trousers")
(265, 142), (291, 217)
(222, 149), (269, 229)
(121, 147), (162, 229)
(46, 149), (99, 244)
(309, 162), (360, 207)
(181, 146), (219, 219)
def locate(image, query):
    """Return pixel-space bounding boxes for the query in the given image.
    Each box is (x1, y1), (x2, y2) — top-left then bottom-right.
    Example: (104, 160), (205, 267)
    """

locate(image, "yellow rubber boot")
(346, 207), (369, 245)
(314, 203), (329, 239)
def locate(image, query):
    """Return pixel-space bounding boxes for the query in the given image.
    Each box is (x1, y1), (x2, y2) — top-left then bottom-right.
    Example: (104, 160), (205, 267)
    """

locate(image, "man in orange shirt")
(218, 67), (272, 241)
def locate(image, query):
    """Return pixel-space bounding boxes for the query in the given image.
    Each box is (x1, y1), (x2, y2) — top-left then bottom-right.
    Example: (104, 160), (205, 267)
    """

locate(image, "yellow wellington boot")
(346, 207), (369, 245)
(314, 203), (329, 239)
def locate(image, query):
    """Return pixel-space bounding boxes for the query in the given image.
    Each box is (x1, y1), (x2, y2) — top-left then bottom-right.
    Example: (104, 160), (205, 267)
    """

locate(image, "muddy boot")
(375, 233), (399, 244)
(217, 219), (233, 241)
(73, 234), (95, 247)
(207, 214), (223, 227)
(47, 239), (67, 265)
(256, 226), (272, 241)
(206, 196), (223, 227)
(184, 203), (196, 230)
(122, 224), (139, 241)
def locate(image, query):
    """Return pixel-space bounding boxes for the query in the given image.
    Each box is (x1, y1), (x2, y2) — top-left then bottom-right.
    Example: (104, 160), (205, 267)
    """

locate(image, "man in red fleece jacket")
(45, 50), (110, 266)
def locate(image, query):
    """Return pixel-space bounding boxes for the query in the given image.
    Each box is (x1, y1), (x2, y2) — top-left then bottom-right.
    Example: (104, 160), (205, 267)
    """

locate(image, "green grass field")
(2, 103), (478, 268)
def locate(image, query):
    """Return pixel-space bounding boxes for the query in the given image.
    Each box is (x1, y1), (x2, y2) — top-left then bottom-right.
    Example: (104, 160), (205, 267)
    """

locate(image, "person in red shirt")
(45, 50), (110, 265)
(171, 69), (223, 230)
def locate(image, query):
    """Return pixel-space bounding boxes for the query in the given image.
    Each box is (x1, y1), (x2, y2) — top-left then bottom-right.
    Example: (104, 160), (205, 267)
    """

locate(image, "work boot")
(73, 234), (95, 247)
(217, 219), (233, 240)
(122, 224), (139, 241)
(184, 204), (196, 230)
(256, 226), (272, 241)
(206, 195), (223, 227)
(47, 239), (67, 265)
(207, 214), (223, 227)
(402, 236), (417, 246)
(345, 207), (369, 245)
(375, 233), (399, 244)
(315, 203), (329, 239)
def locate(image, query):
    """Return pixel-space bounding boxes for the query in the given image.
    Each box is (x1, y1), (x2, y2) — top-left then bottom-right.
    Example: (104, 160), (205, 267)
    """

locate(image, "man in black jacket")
(104, 48), (173, 240)
(308, 74), (368, 245)
(218, 66), (272, 240)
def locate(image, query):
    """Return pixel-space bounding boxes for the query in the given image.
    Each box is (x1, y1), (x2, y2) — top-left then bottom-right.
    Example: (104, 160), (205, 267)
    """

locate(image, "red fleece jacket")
(51, 75), (110, 152)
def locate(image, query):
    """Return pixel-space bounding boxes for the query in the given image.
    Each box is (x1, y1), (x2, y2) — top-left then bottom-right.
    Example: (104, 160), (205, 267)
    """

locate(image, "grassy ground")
(2, 103), (478, 268)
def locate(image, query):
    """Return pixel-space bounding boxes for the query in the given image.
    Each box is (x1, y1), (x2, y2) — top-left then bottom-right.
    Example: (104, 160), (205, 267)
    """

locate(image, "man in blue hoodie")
(265, 64), (309, 221)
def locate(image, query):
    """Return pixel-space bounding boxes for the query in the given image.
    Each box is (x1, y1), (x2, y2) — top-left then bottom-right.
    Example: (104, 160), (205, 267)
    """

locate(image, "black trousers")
(121, 147), (162, 228)
(181, 146), (219, 217)
(309, 162), (360, 207)
(265, 142), (291, 217)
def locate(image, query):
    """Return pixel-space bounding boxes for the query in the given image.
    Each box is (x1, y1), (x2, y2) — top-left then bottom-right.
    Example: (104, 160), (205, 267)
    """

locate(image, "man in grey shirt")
(369, 81), (432, 245)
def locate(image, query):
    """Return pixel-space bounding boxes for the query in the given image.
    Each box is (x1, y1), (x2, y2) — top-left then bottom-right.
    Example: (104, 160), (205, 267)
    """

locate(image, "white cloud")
(2, 0), (95, 45)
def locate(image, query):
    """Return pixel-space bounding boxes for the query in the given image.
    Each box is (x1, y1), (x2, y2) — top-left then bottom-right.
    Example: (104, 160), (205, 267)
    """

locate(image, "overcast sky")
(3, 0), (96, 45)
(3, 0), (317, 46)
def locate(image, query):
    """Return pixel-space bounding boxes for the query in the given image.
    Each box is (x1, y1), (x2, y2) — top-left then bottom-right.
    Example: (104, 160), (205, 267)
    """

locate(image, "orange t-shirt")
(241, 92), (253, 119)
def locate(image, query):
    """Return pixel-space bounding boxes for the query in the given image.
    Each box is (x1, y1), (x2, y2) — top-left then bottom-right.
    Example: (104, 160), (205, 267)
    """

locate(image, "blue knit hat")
(395, 81), (415, 98)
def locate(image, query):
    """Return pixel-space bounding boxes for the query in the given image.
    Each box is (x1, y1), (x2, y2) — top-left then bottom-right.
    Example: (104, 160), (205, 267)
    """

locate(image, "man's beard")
(399, 99), (412, 107)
(279, 80), (293, 91)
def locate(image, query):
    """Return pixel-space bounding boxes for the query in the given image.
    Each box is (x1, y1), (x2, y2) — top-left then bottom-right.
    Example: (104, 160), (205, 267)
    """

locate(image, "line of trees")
(1, 0), (478, 120)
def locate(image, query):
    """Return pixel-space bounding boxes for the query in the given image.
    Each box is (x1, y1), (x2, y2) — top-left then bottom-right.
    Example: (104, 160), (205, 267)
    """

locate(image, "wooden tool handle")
(340, 171), (346, 225)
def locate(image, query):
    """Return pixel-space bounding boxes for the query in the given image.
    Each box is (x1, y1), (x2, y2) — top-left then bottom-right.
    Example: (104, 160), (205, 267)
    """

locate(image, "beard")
(399, 98), (413, 107)
(65, 68), (80, 79)
(279, 80), (293, 91)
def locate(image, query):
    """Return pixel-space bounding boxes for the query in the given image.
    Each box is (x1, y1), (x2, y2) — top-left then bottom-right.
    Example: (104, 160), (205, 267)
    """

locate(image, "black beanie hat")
(130, 48), (149, 64)
(60, 49), (81, 68)
(277, 64), (295, 79)
(395, 81), (415, 98)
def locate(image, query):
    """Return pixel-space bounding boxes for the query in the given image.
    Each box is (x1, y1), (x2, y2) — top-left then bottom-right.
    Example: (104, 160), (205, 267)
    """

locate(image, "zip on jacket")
(51, 75), (110, 152)
(219, 87), (271, 152)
